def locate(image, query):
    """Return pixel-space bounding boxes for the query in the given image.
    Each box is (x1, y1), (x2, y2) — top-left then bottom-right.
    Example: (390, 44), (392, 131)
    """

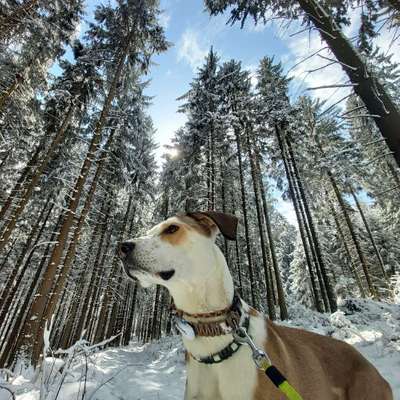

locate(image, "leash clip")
(233, 326), (271, 369)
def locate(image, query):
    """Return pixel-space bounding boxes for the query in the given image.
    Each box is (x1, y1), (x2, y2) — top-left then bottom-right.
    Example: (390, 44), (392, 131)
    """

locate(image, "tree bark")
(2, 213), (62, 368)
(275, 125), (324, 312)
(328, 173), (377, 297)
(0, 137), (45, 222)
(0, 101), (76, 252)
(328, 197), (366, 296)
(349, 185), (388, 281)
(244, 125), (276, 319)
(94, 195), (133, 344)
(285, 136), (337, 312)
(14, 43), (129, 366)
(234, 127), (257, 307)
(255, 140), (288, 319)
(0, 197), (52, 325)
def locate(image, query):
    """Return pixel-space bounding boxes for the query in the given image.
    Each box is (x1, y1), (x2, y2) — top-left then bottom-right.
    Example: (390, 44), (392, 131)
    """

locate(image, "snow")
(1, 298), (399, 399)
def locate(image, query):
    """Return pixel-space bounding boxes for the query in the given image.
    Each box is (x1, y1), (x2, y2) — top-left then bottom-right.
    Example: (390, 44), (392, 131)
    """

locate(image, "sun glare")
(165, 147), (179, 158)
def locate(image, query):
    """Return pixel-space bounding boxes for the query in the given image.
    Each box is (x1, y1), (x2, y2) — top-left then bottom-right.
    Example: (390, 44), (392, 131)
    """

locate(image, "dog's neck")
(168, 245), (234, 316)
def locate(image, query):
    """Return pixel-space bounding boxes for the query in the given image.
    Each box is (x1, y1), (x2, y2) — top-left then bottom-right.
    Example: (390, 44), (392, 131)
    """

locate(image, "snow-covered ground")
(1, 298), (399, 399)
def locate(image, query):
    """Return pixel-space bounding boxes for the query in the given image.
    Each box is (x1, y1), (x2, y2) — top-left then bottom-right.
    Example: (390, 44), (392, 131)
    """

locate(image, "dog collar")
(172, 293), (252, 365)
(189, 315), (250, 365)
(172, 292), (243, 338)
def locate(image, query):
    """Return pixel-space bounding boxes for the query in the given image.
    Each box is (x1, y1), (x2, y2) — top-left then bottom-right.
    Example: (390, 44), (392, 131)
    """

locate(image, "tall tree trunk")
(74, 218), (113, 345)
(59, 198), (111, 349)
(0, 197), (52, 325)
(285, 136), (337, 312)
(122, 283), (138, 345)
(0, 137), (45, 222)
(94, 195), (133, 344)
(254, 140), (288, 319)
(1, 213), (62, 368)
(244, 125), (276, 319)
(327, 173), (377, 297)
(0, 101), (76, 252)
(14, 43), (129, 366)
(297, 0), (400, 167)
(349, 185), (388, 282)
(275, 125), (324, 312)
(328, 197), (366, 296)
(234, 127), (257, 307)
(38, 127), (116, 344)
(210, 127), (215, 209)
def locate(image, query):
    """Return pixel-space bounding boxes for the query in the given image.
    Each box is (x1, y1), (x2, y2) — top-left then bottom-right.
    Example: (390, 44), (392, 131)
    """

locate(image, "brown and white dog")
(118, 211), (393, 400)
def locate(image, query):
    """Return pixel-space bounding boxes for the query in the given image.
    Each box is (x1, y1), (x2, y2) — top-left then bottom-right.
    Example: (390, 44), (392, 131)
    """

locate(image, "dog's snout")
(118, 241), (135, 259)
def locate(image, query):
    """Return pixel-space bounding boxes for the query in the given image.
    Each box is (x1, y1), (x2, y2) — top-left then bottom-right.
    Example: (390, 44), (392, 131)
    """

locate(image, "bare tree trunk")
(0, 137), (45, 222)
(234, 127), (257, 307)
(328, 197), (366, 296)
(0, 102), (76, 252)
(122, 283), (138, 345)
(349, 185), (388, 282)
(39, 127), (116, 346)
(327, 173), (377, 298)
(244, 125), (276, 319)
(0, 197), (52, 325)
(1, 213), (62, 368)
(275, 125), (324, 312)
(14, 43), (129, 367)
(254, 140), (288, 319)
(94, 195), (133, 344)
(285, 136), (337, 312)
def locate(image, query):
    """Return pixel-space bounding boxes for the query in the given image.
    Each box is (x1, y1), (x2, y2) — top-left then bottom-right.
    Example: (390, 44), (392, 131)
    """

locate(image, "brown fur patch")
(159, 223), (188, 246)
(248, 307), (259, 317)
(252, 318), (393, 400)
(177, 215), (214, 238)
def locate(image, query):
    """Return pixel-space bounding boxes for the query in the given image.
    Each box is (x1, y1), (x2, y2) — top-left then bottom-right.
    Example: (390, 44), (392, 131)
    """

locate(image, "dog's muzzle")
(118, 241), (140, 279)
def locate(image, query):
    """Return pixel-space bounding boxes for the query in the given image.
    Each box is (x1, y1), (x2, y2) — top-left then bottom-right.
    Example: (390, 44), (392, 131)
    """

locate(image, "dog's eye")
(163, 225), (179, 234)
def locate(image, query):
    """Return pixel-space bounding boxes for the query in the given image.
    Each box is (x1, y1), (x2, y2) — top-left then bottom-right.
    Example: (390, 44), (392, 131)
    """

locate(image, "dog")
(118, 211), (393, 400)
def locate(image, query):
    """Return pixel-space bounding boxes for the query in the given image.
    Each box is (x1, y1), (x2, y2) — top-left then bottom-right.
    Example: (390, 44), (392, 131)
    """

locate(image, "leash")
(233, 326), (303, 400)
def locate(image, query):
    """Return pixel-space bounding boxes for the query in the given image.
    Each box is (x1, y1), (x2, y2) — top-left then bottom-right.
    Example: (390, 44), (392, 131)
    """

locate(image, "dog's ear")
(187, 211), (238, 241)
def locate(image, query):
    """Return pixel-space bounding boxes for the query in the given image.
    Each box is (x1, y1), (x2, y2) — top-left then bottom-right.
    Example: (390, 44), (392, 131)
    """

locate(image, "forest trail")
(1, 299), (399, 400)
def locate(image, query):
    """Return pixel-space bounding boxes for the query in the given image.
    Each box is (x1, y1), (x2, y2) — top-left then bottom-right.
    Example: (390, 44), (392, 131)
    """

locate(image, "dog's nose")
(118, 241), (135, 259)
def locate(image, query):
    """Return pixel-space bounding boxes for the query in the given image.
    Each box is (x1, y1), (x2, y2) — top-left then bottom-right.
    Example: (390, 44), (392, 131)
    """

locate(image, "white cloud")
(159, 11), (171, 29)
(285, 31), (350, 105)
(177, 29), (209, 71)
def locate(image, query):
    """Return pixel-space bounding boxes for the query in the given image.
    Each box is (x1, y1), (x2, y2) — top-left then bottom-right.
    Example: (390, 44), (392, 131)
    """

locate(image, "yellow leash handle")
(258, 359), (303, 400)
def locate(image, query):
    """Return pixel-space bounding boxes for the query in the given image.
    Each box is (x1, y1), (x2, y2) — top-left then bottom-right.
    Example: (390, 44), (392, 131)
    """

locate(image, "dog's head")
(118, 211), (238, 289)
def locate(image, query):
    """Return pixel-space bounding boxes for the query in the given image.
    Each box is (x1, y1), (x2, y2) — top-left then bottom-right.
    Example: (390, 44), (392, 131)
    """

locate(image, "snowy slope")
(1, 299), (399, 399)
